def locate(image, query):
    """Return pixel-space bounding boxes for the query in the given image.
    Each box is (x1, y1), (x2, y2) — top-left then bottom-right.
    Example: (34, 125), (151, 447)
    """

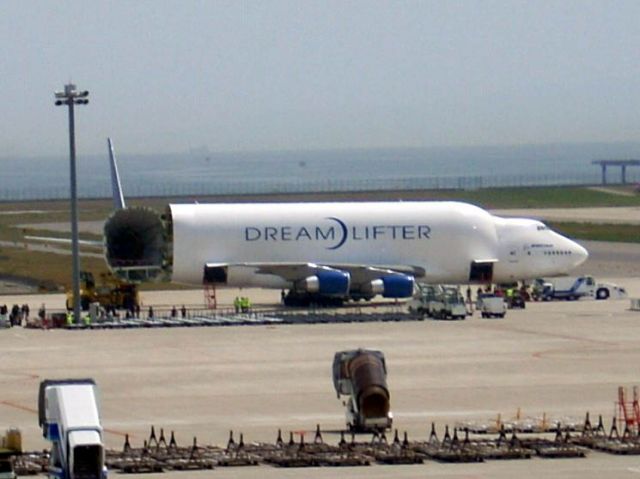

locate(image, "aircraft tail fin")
(108, 137), (126, 210)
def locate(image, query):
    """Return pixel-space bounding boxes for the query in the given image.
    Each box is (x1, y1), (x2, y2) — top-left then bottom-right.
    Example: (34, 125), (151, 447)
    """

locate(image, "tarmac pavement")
(1, 282), (640, 478)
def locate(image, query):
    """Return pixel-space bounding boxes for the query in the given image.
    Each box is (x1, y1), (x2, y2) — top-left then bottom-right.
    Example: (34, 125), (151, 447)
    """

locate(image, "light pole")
(55, 84), (89, 325)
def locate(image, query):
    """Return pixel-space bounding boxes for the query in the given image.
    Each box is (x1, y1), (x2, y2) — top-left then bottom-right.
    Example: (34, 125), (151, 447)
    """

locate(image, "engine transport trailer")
(38, 379), (107, 479)
(333, 349), (392, 432)
(534, 276), (627, 301)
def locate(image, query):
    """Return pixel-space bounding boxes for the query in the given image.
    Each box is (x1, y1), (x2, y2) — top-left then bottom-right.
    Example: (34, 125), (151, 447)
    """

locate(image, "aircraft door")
(469, 261), (494, 283)
(203, 265), (228, 284)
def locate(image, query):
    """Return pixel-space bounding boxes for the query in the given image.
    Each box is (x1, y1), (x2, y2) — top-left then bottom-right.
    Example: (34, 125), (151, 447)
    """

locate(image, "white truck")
(535, 276), (627, 301)
(38, 379), (107, 479)
(477, 294), (507, 318)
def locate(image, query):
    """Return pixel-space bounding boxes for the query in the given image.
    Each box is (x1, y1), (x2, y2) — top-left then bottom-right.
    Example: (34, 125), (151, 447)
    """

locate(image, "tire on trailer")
(596, 288), (610, 300)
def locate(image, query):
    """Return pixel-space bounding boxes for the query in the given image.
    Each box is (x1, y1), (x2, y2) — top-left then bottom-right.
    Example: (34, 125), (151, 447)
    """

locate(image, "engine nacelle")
(299, 269), (350, 296)
(364, 275), (415, 298)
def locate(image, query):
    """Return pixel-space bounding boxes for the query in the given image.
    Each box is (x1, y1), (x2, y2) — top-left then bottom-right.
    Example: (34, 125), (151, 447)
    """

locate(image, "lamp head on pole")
(54, 83), (89, 105)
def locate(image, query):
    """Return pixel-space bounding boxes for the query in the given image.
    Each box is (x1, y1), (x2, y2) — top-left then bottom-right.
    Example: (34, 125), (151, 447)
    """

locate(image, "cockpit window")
(536, 225), (548, 231)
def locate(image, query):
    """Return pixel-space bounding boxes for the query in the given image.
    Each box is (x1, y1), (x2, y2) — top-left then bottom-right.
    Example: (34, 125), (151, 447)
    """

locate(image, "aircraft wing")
(204, 261), (423, 297)
(24, 235), (103, 248)
(205, 262), (424, 281)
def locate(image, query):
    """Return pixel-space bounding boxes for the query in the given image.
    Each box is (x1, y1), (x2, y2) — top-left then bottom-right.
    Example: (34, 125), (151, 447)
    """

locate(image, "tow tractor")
(333, 349), (392, 432)
(533, 276), (627, 301)
(39, 379), (107, 479)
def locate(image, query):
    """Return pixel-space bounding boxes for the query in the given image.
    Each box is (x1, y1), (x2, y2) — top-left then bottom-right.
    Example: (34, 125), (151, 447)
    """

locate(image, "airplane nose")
(572, 241), (589, 267)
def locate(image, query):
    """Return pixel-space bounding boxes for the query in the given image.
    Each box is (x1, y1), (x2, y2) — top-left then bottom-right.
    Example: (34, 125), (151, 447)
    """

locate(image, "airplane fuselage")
(104, 201), (588, 295)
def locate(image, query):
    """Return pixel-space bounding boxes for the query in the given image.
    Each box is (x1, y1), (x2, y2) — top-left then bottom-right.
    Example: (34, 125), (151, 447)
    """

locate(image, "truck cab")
(38, 379), (107, 479)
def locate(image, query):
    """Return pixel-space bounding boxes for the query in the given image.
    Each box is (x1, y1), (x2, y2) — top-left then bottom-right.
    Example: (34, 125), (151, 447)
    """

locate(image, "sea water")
(1, 142), (638, 200)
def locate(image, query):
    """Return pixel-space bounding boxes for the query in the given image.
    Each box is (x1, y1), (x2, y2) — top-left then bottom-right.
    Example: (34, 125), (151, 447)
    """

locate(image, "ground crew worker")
(83, 313), (91, 326)
(66, 311), (73, 327)
(171, 305), (178, 318)
(148, 306), (154, 319)
(240, 297), (248, 313)
(181, 305), (187, 318)
(233, 296), (241, 314)
(244, 297), (252, 313)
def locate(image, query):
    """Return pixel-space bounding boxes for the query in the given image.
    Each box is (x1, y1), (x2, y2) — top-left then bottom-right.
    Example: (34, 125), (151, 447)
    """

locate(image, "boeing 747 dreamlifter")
(103, 140), (588, 304)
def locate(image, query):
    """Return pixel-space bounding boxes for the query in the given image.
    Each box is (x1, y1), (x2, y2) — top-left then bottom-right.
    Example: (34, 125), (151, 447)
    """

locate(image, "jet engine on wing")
(362, 275), (415, 298)
(298, 269), (351, 296)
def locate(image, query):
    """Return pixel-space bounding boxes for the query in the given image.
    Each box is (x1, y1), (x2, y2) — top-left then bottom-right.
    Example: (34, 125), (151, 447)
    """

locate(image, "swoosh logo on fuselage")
(325, 216), (348, 250)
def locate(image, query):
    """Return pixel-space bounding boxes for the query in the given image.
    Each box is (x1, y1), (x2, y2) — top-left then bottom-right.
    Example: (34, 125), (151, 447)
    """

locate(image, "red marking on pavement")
(0, 400), (131, 438)
(0, 400), (37, 414)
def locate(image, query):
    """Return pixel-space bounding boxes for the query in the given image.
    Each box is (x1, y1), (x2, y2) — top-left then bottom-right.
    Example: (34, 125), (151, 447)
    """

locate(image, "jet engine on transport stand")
(333, 349), (392, 432)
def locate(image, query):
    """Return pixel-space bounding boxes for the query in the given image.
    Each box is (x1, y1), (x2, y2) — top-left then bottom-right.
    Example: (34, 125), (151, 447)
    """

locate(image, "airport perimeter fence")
(1, 170), (638, 202)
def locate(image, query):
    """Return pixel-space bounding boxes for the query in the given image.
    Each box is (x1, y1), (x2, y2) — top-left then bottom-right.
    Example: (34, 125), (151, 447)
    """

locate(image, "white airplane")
(103, 141), (588, 304)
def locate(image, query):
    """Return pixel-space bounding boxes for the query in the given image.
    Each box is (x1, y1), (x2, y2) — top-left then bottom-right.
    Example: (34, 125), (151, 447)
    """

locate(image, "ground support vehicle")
(430, 286), (468, 320)
(534, 276), (627, 301)
(477, 294), (507, 318)
(407, 285), (443, 317)
(39, 379), (107, 479)
(333, 349), (392, 432)
(506, 293), (526, 309)
(66, 272), (138, 311)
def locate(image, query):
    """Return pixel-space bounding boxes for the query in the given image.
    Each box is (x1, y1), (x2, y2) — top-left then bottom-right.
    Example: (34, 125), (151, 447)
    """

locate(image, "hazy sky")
(2, 0), (639, 156)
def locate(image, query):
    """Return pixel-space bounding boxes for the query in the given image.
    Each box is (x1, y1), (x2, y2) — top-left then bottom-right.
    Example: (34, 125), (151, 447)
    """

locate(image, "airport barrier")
(16, 306), (416, 330)
(14, 412), (640, 472)
(631, 298), (640, 311)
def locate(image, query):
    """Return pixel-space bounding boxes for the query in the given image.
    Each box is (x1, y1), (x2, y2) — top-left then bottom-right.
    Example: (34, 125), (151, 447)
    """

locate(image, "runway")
(1, 283), (640, 478)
